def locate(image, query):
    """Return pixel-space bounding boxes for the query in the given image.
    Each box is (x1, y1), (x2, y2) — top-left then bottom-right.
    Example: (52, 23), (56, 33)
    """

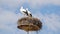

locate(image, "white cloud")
(42, 13), (60, 31)
(0, 0), (60, 9)
(0, 8), (22, 34)
(0, 10), (17, 24)
(0, 0), (26, 9)
(25, 0), (60, 8)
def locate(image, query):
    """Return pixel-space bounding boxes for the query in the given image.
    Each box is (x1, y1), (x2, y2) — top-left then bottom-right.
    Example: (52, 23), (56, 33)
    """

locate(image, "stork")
(20, 7), (32, 17)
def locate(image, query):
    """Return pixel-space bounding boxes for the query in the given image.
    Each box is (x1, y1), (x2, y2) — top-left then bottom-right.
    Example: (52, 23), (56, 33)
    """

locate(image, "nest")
(17, 17), (42, 31)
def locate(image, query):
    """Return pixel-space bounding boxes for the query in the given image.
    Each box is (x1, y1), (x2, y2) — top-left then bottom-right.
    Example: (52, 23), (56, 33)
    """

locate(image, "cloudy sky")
(0, 0), (60, 34)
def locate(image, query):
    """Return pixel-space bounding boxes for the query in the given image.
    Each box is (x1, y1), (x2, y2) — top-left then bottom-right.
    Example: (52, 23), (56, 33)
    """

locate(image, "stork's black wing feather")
(23, 11), (28, 16)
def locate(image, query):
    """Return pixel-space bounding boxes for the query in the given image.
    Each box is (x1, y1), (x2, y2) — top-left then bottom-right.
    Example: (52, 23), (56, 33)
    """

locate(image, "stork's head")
(20, 6), (23, 11)
(20, 6), (26, 12)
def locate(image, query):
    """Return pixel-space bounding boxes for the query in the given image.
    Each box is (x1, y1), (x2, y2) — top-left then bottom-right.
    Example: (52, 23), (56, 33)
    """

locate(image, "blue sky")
(0, 0), (60, 34)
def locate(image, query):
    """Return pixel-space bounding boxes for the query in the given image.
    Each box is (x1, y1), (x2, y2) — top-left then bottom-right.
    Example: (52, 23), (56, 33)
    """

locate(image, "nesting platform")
(17, 17), (42, 31)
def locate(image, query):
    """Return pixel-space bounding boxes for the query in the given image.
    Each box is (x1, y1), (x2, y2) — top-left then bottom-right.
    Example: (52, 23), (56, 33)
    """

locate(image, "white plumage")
(26, 8), (31, 14)
(20, 7), (26, 15)
(20, 6), (32, 17)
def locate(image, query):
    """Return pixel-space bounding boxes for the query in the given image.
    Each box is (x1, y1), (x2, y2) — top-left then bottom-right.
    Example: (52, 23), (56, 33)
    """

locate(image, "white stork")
(20, 7), (32, 17)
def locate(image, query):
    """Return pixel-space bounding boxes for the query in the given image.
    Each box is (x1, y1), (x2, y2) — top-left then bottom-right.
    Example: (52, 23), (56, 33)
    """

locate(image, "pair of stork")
(20, 7), (32, 17)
